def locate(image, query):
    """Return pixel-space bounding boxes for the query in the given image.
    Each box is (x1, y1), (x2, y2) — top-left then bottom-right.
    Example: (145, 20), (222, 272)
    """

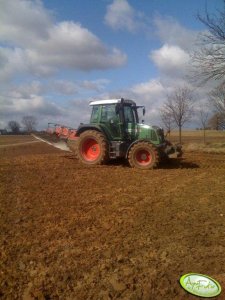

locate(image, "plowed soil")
(1, 136), (225, 300)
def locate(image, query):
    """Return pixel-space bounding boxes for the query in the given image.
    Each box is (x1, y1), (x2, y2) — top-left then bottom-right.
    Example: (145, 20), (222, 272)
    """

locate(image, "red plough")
(32, 123), (78, 152)
(46, 123), (78, 141)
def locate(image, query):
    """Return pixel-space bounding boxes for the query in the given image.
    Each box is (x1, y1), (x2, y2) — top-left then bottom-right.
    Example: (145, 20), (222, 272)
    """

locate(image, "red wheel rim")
(82, 138), (100, 161)
(136, 149), (152, 165)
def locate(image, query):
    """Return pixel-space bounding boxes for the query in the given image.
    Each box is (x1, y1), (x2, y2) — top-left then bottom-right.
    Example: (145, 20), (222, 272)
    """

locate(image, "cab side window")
(90, 106), (99, 123)
(101, 105), (118, 122)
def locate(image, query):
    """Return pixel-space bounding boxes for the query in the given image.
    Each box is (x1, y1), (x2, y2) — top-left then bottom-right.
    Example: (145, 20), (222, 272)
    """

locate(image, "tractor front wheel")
(77, 130), (108, 165)
(128, 142), (159, 170)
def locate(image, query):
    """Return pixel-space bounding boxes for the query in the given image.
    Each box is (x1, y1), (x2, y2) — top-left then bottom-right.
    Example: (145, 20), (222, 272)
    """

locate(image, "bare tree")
(160, 108), (174, 137)
(192, 1), (225, 84)
(208, 112), (225, 130)
(22, 116), (37, 132)
(8, 121), (20, 134)
(162, 87), (194, 144)
(208, 84), (225, 129)
(209, 84), (225, 114)
(198, 105), (209, 143)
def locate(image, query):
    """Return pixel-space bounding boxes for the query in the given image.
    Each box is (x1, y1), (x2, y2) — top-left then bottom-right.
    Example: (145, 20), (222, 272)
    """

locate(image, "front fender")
(125, 139), (152, 158)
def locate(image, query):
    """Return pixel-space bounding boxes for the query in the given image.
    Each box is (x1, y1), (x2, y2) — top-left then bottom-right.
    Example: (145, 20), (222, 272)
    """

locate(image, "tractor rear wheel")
(76, 130), (109, 165)
(128, 142), (159, 169)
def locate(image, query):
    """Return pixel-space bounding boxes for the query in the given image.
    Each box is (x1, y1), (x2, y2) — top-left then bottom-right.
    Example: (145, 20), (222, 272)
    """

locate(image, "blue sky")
(0, 0), (223, 130)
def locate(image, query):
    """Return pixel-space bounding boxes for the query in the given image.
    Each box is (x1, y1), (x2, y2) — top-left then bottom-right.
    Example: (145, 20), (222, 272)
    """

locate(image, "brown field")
(1, 133), (225, 299)
(170, 129), (225, 144)
(0, 135), (37, 145)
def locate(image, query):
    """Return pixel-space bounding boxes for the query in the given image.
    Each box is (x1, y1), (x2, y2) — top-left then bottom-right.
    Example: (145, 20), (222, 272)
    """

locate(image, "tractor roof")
(89, 98), (136, 106)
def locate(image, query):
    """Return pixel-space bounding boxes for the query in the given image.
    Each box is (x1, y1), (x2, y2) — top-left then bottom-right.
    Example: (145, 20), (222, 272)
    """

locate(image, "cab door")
(123, 105), (137, 140)
(100, 104), (122, 139)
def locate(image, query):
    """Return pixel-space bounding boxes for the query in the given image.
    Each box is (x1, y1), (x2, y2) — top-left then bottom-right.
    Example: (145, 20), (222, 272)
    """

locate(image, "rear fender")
(76, 125), (103, 136)
(76, 125), (112, 141)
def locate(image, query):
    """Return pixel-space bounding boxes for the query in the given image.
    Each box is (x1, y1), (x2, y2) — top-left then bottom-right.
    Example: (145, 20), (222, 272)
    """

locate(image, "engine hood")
(137, 123), (164, 143)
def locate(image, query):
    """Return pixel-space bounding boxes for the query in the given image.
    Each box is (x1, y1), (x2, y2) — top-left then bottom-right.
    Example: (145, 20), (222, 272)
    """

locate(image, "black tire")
(76, 130), (109, 165)
(128, 142), (159, 170)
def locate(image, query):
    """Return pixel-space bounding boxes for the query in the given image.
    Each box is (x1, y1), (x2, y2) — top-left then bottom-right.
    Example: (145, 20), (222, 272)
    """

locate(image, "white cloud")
(150, 44), (190, 77)
(53, 79), (110, 95)
(53, 80), (79, 96)
(69, 99), (92, 125)
(105, 0), (144, 32)
(0, 89), (88, 130)
(9, 81), (45, 99)
(0, 1), (210, 130)
(0, 0), (52, 47)
(0, 47), (28, 81)
(26, 22), (127, 72)
(0, 0), (127, 128)
(101, 14), (211, 128)
(129, 80), (166, 125)
(79, 79), (110, 92)
(0, 77), (111, 129)
(96, 79), (167, 125)
(149, 16), (199, 82)
(131, 79), (165, 102)
(0, 0), (127, 81)
(0, 94), (63, 120)
(153, 15), (198, 51)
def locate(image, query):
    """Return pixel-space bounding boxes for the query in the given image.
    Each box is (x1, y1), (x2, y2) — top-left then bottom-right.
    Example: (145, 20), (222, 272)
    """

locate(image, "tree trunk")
(179, 125), (182, 144)
(203, 128), (206, 144)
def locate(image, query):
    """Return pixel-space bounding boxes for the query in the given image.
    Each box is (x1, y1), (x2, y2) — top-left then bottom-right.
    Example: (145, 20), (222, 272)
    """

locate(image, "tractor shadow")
(158, 158), (199, 169)
(63, 154), (77, 160)
(62, 155), (199, 169)
(107, 158), (200, 169)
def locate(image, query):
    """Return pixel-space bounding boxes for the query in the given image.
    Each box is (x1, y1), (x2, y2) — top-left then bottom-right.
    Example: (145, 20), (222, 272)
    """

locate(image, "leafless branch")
(161, 86), (194, 143)
(191, 2), (225, 85)
(22, 116), (37, 132)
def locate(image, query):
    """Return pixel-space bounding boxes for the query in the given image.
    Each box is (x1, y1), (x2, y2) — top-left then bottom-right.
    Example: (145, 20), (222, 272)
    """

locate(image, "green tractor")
(73, 98), (182, 169)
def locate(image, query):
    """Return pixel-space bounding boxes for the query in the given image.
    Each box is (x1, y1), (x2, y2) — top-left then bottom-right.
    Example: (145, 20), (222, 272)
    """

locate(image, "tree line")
(160, 84), (225, 144)
(7, 116), (37, 134)
(160, 1), (225, 143)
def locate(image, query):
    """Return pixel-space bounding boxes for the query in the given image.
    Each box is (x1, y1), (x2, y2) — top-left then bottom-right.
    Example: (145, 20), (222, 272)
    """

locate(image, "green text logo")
(180, 273), (221, 297)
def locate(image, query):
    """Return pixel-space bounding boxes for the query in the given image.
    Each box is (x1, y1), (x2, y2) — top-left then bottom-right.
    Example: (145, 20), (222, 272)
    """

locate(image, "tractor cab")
(89, 98), (146, 141)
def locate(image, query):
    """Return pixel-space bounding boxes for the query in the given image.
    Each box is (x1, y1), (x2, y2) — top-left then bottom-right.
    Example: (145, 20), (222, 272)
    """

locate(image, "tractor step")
(109, 142), (116, 159)
(109, 141), (124, 159)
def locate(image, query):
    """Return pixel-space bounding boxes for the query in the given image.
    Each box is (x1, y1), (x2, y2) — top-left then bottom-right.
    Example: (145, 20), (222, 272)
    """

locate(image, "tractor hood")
(136, 123), (182, 158)
(137, 123), (164, 144)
